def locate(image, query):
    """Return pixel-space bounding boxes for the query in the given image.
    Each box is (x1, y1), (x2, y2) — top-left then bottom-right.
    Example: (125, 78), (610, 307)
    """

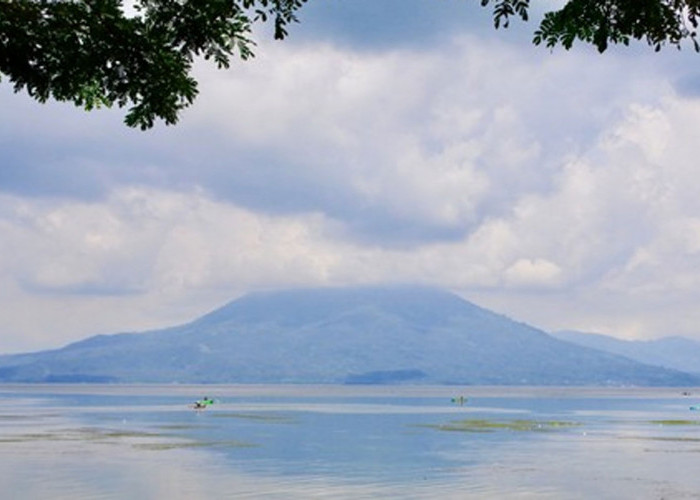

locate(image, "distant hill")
(553, 330), (700, 375)
(0, 286), (697, 385)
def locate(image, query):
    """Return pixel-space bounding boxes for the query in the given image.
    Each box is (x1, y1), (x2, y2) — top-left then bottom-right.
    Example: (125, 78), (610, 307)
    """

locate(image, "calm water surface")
(1, 384), (700, 499)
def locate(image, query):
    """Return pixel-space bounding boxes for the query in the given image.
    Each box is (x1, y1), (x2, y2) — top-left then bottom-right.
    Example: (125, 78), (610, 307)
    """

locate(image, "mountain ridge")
(553, 330), (700, 375)
(0, 286), (697, 386)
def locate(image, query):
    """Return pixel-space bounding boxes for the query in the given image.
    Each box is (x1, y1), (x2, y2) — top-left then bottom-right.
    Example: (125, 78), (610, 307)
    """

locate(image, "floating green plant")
(63, 427), (167, 441)
(209, 412), (296, 423)
(0, 431), (88, 443)
(0, 428), (257, 451)
(619, 435), (700, 443)
(420, 418), (581, 433)
(649, 420), (700, 426)
(94, 429), (164, 439)
(132, 439), (257, 451)
(0, 427), (170, 444)
(0, 436), (46, 443)
(647, 436), (700, 442)
(154, 423), (209, 431)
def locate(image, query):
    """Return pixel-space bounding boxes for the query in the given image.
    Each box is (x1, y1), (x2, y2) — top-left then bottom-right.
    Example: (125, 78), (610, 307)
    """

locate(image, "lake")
(1, 384), (700, 499)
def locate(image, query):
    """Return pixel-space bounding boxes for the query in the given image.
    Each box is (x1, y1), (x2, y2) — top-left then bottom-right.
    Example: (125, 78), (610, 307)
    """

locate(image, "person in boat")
(192, 396), (215, 410)
(451, 396), (467, 406)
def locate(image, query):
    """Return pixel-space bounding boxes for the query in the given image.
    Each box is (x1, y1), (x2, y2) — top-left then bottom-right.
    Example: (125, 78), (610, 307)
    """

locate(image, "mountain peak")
(192, 285), (485, 329)
(1, 286), (698, 385)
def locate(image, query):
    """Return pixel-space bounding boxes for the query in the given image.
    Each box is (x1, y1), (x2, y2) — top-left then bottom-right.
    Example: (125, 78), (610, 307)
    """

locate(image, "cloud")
(0, 30), (675, 246)
(178, 36), (672, 247)
(504, 258), (563, 288)
(3, 5), (700, 351)
(461, 94), (700, 337)
(0, 187), (346, 351)
(0, 188), (342, 297)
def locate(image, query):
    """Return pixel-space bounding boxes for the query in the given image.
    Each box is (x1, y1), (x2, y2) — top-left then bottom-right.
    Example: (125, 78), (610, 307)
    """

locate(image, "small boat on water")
(191, 397), (215, 410)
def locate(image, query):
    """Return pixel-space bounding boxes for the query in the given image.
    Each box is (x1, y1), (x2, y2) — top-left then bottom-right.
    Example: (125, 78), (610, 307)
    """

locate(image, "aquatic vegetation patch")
(0, 414), (28, 421)
(132, 439), (257, 451)
(0, 434), (55, 443)
(0, 426), (257, 452)
(647, 436), (700, 442)
(621, 435), (700, 443)
(0, 431), (87, 443)
(0, 427), (169, 444)
(0, 422), (259, 452)
(649, 420), (700, 426)
(69, 427), (166, 441)
(421, 418), (581, 433)
(0, 438), (28, 443)
(0, 413), (59, 422)
(154, 423), (210, 431)
(209, 412), (297, 423)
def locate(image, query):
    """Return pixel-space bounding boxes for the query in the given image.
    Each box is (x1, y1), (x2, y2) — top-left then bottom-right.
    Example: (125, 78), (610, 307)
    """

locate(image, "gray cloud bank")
(2, 2), (700, 351)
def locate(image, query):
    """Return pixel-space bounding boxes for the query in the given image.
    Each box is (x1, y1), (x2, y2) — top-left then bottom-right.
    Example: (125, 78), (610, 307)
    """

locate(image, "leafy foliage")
(481, 0), (700, 53)
(0, 0), (306, 129)
(481, 0), (530, 28)
(1, 0), (699, 129)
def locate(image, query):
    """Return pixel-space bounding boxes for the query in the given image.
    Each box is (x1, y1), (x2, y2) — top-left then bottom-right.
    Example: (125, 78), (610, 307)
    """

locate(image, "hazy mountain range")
(552, 330), (700, 376)
(0, 286), (698, 385)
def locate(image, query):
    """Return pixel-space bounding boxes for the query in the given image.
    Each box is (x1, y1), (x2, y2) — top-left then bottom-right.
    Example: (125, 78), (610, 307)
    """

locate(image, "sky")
(3, 0), (700, 353)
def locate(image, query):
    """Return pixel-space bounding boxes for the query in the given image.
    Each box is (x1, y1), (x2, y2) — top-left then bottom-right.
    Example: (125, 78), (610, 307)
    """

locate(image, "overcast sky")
(3, 0), (700, 353)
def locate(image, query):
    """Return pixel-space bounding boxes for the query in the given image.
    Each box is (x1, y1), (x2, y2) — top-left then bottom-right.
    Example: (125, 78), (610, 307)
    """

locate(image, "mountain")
(553, 330), (700, 375)
(0, 286), (697, 385)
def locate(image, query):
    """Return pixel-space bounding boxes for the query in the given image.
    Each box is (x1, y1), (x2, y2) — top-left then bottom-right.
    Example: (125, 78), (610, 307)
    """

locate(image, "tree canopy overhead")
(0, 0), (308, 129)
(485, 0), (700, 52)
(1, 0), (699, 129)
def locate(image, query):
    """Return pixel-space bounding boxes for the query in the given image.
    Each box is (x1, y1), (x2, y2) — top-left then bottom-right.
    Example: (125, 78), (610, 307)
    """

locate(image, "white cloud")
(504, 258), (563, 288)
(462, 94), (700, 339)
(0, 188), (346, 351)
(3, 16), (700, 351)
